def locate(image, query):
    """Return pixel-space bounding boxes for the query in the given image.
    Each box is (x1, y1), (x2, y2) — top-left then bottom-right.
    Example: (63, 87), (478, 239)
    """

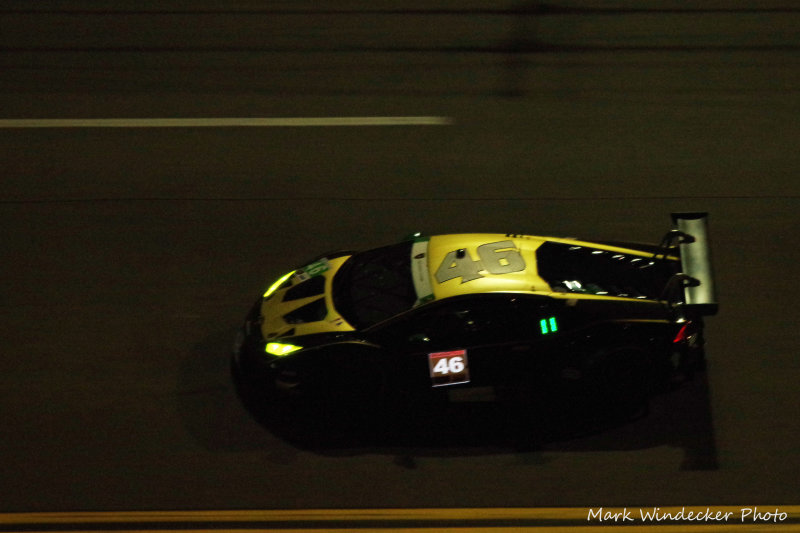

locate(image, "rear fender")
(560, 319), (671, 357)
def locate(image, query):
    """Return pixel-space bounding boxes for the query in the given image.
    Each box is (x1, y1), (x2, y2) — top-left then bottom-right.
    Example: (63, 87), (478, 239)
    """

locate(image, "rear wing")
(669, 212), (718, 316)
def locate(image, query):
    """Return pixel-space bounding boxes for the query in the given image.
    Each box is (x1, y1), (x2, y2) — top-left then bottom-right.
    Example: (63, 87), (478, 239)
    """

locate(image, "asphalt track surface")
(1, 0), (799, 516)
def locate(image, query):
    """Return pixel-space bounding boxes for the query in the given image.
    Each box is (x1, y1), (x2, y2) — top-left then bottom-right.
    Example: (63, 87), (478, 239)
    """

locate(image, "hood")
(260, 255), (356, 340)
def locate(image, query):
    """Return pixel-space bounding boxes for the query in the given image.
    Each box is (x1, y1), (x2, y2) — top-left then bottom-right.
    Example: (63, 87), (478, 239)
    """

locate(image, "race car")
(232, 213), (717, 423)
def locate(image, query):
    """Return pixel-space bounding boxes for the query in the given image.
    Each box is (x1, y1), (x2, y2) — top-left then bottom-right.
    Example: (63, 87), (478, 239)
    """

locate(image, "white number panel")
(428, 349), (470, 387)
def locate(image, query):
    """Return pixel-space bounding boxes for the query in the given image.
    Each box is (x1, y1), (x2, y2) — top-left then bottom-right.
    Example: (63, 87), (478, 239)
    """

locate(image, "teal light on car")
(263, 270), (295, 299)
(540, 316), (558, 335)
(265, 342), (303, 356)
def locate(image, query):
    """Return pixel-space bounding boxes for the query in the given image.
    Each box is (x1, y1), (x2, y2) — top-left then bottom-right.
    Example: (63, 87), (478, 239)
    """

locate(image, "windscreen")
(332, 242), (418, 329)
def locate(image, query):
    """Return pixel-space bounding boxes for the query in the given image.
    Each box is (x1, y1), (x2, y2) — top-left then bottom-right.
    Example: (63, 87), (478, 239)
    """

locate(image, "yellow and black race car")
(232, 213), (717, 423)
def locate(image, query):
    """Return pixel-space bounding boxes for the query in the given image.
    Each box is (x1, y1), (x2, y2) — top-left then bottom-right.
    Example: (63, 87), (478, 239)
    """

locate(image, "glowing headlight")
(265, 342), (303, 356)
(263, 270), (295, 299)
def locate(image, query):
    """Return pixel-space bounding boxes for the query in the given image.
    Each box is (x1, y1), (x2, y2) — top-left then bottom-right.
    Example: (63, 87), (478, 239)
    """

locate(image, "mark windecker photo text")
(588, 507), (788, 523)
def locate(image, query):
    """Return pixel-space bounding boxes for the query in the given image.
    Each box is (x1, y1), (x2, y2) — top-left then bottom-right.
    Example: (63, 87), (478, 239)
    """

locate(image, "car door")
(367, 294), (537, 389)
(419, 293), (566, 386)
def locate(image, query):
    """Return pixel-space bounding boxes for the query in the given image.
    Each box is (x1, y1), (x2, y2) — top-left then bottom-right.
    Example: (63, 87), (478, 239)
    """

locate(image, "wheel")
(290, 346), (399, 433)
(230, 354), (277, 424)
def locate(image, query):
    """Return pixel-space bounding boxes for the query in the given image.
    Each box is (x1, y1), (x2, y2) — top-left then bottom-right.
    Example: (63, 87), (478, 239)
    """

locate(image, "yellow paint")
(426, 233), (675, 302)
(263, 270), (296, 298)
(547, 292), (666, 304)
(265, 342), (303, 356)
(2, 507), (799, 533)
(256, 234), (678, 340)
(427, 234), (549, 300)
(544, 236), (678, 260)
(260, 256), (355, 340)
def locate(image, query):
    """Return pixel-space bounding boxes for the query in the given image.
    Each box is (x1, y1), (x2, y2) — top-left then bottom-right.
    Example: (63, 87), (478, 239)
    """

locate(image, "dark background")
(1, 1), (798, 511)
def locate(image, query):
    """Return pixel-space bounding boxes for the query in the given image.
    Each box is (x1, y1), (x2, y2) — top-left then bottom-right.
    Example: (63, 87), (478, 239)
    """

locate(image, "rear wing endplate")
(670, 212), (718, 316)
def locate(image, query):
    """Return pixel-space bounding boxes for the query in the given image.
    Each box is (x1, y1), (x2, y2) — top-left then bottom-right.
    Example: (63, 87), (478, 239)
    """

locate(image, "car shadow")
(180, 328), (717, 470)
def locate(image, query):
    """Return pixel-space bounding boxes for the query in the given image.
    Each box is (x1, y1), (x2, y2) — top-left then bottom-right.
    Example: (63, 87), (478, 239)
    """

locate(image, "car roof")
(427, 234), (549, 299)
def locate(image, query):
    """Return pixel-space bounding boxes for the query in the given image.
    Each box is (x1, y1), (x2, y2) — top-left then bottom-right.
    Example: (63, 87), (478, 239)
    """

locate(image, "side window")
(408, 303), (477, 348)
(372, 300), (479, 350)
(375, 296), (520, 350)
(456, 295), (550, 344)
(372, 295), (561, 351)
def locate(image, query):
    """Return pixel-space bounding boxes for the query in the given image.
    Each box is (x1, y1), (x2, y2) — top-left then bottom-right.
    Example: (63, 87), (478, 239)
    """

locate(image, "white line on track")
(0, 116), (452, 128)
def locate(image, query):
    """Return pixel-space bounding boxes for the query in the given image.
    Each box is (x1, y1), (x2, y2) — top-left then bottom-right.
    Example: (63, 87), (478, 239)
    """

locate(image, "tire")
(293, 347), (398, 432)
(230, 354), (274, 423)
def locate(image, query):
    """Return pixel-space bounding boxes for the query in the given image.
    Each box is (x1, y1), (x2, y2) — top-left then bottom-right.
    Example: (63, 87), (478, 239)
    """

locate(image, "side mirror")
(401, 232), (425, 242)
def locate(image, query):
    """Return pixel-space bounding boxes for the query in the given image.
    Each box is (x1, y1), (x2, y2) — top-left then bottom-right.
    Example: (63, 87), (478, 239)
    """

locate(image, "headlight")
(263, 270), (295, 299)
(265, 342), (303, 356)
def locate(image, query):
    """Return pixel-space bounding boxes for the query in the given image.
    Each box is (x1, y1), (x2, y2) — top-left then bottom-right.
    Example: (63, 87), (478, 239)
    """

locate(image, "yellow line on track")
(4, 524), (800, 533)
(9, 527), (800, 533)
(1, 507), (798, 532)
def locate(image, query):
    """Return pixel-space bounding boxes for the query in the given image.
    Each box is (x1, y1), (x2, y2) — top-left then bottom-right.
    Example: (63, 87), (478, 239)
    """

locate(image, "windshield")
(332, 242), (418, 329)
